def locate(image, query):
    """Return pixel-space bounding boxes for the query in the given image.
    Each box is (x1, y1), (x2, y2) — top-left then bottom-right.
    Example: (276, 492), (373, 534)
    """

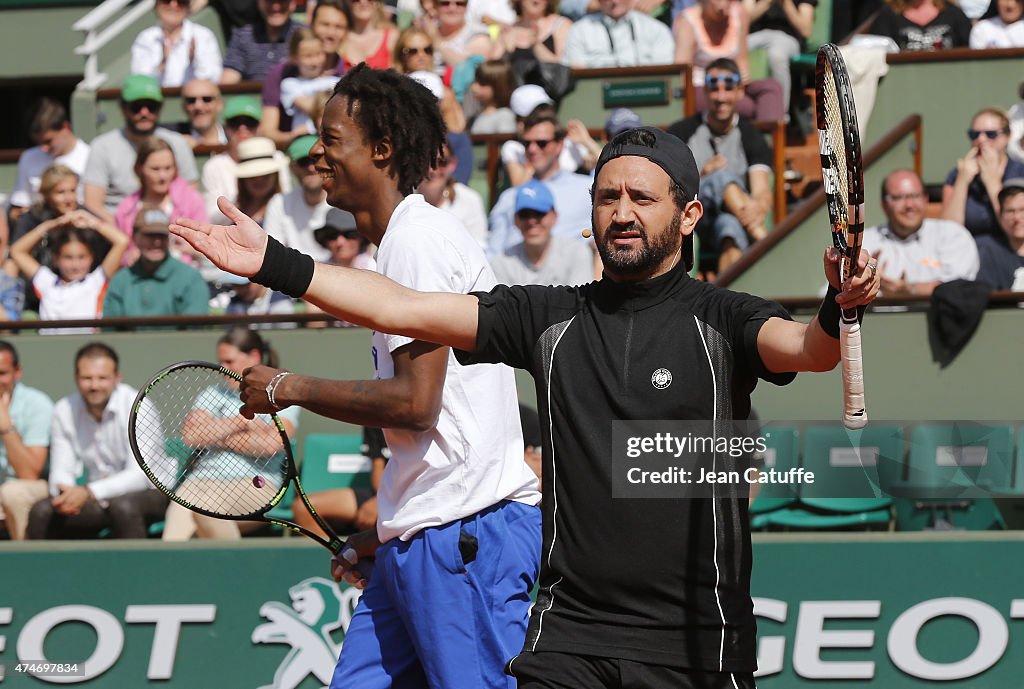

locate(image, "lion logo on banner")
(252, 577), (362, 689)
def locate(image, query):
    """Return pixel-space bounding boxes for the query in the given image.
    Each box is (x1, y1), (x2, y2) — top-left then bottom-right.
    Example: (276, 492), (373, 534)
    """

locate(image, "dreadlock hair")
(330, 64), (447, 195)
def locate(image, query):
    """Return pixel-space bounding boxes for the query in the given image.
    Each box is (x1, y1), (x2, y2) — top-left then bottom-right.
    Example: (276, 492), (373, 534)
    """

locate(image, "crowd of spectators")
(0, 0), (1022, 332)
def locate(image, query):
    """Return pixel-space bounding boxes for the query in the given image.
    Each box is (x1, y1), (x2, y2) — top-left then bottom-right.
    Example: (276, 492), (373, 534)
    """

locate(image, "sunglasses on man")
(967, 128), (1009, 141)
(184, 95), (217, 105)
(227, 116), (260, 130)
(705, 74), (741, 91)
(126, 100), (162, 114)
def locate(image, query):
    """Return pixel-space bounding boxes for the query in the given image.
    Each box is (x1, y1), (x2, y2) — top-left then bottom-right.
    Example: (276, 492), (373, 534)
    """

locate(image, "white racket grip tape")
(840, 320), (867, 429)
(341, 545), (358, 565)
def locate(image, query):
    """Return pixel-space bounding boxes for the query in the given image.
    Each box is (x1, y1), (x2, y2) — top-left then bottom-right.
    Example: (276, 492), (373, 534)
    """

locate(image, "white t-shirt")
(33, 266), (108, 335)
(372, 194), (540, 542)
(263, 190), (331, 262)
(968, 17), (1024, 49)
(130, 19), (223, 87)
(10, 139), (91, 209)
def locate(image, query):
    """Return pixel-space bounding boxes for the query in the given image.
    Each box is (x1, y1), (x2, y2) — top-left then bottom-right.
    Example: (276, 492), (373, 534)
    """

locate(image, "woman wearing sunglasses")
(130, 0), (223, 87)
(943, 107), (1024, 237)
(673, 0), (784, 121)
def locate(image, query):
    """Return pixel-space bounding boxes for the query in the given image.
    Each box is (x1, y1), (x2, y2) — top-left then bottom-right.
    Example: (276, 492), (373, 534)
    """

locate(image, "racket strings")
(134, 366), (288, 517)
(822, 65), (850, 213)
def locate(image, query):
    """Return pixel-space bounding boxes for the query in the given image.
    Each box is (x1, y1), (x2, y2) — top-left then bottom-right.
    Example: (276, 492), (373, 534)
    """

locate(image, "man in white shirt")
(167, 79), (227, 148)
(264, 134), (330, 261)
(130, 0), (223, 87)
(490, 179), (595, 286)
(866, 169), (979, 298)
(8, 98), (91, 221)
(201, 96), (292, 221)
(563, 0), (675, 68)
(172, 65), (540, 689)
(26, 343), (168, 539)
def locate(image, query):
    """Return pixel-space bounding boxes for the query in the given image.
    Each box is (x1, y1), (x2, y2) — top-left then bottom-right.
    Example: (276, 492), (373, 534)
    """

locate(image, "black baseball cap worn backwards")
(592, 126), (701, 269)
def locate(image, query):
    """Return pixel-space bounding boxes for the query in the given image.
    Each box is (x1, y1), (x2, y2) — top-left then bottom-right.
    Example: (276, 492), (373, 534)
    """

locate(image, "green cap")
(223, 96), (262, 122)
(286, 134), (319, 161)
(121, 74), (163, 103)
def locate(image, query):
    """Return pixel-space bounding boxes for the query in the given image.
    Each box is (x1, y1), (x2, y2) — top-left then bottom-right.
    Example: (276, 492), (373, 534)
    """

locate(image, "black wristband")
(251, 236), (315, 299)
(818, 286), (866, 339)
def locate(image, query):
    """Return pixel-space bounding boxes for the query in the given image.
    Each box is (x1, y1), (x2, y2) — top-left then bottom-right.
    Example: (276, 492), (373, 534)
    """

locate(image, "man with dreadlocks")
(202, 65), (542, 688)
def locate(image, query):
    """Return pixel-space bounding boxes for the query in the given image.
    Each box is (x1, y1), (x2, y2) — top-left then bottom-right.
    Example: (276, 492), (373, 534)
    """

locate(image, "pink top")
(114, 177), (208, 264)
(683, 2), (744, 82)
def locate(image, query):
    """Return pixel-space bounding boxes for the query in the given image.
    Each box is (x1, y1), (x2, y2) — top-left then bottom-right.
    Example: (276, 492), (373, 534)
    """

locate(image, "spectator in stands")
(416, 144), (489, 248)
(392, 26), (438, 74)
(0, 342), (54, 541)
(9, 98), (90, 223)
(280, 29), (343, 136)
(82, 75), (199, 223)
(744, 0), (816, 117)
(943, 107), (1024, 238)
(499, 0), (573, 65)
(295, 427), (389, 537)
(115, 138), (208, 266)
(468, 59), (517, 134)
(564, 0), (674, 67)
(970, 0), (1024, 48)
(232, 137), (284, 227)
(168, 80), (226, 148)
(870, 0), (971, 51)
(162, 326), (298, 539)
(975, 180), (1024, 289)
(490, 179), (595, 285)
(221, 0), (301, 83)
(26, 343), (167, 539)
(487, 106), (593, 256)
(8, 165), (88, 301)
(668, 58), (772, 272)
(304, 208), (378, 326)
(344, 0), (399, 69)
(264, 135), (330, 262)
(425, 0), (495, 68)
(130, 0), (223, 87)
(502, 86), (587, 186)
(467, 0), (518, 28)
(216, 275), (297, 326)
(9, 208), (129, 334)
(561, 107), (644, 175)
(262, 0), (350, 146)
(868, 169), (979, 297)
(674, 0), (786, 121)
(102, 205), (209, 319)
(202, 97), (292, 220)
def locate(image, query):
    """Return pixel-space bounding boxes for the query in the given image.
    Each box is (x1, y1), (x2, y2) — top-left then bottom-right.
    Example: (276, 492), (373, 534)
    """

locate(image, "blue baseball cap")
(514, 180), (555, 215)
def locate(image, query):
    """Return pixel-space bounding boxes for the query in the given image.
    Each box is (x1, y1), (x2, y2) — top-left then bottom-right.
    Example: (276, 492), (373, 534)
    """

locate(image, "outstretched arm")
(170, 197), (481, 351)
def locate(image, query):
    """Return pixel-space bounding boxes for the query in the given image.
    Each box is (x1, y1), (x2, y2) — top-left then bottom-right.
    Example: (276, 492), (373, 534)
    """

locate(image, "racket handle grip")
(840, 320), (867, 429)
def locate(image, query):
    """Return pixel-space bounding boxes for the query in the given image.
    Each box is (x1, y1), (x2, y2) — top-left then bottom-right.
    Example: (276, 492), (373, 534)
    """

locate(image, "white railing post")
(73, 0), (156, 91)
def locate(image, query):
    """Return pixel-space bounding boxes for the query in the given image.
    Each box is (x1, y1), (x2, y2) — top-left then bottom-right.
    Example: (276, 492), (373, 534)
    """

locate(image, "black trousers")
(509, 651), (757, 689)
(27, 490), (168, 539)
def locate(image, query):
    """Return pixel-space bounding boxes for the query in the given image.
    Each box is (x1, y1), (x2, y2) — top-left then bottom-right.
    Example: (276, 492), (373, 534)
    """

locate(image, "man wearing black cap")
(173, 125), (881, 689)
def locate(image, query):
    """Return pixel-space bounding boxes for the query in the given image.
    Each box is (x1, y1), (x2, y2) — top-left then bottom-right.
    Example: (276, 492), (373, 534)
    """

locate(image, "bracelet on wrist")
(266, 371), (292, 411)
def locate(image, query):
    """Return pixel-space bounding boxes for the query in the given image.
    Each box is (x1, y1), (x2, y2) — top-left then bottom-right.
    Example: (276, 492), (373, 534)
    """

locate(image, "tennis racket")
(129, 360), (346, 554)
(816, 43), (868, 430)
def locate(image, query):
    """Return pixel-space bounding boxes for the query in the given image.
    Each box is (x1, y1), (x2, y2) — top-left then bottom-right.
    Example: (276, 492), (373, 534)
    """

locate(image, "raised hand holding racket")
(816, 43), (876, 430)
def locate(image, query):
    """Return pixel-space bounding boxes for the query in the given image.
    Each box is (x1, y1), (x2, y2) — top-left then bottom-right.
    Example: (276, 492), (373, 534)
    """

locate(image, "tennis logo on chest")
(651, 368), (673, 390)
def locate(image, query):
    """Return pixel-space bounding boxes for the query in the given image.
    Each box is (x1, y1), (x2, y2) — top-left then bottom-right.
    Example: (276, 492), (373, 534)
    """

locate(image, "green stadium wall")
(0, 534), (1022, 686)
